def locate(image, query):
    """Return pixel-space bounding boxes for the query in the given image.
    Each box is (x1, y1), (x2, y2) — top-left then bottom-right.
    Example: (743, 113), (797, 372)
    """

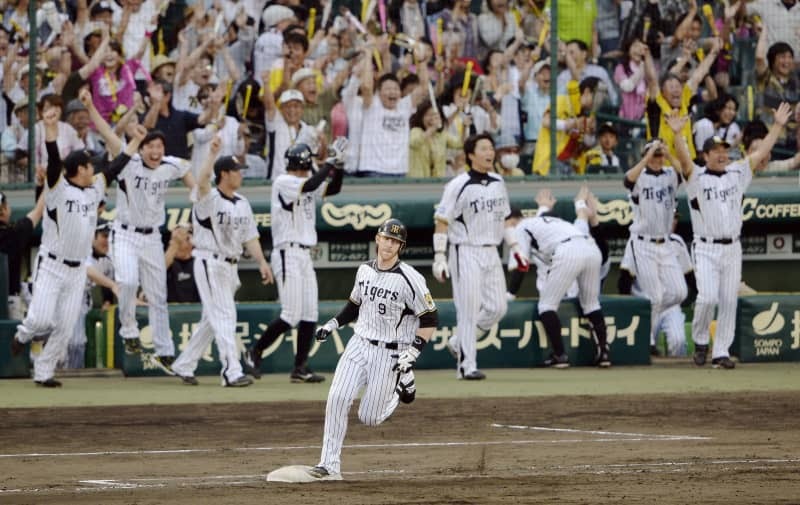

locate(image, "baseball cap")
(702, 135), (731, 153)
(641, 138), (664, 156)
(65, 99), (87, 116)
(90, 1), (114, 17)
(95, 218), (111, 233)
(598, 122), (617, 136)
(532, 59), (550, 75)
(291, 67), (316, 87)
(63, 149), (94, 173)
(141, 130), (166, 146)
(150, 54), (176, 74)
(13, 99), (28, 112)
(278, 89), (304, 105)
(214, 155), (247, 178)
(262, 4), (295, 28)
(495, 134), (519, 150)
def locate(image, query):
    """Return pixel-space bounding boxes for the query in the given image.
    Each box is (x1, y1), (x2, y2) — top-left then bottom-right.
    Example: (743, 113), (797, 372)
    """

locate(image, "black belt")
(47, 252), (81, 268)
(212, 253), (238, 264)
(287, 242), (311, 249)
(637, 235), (666, 244)
(120, 223), (155, 234)
(367, 339), (399, 350)
(561, 235), (588, 244)
(699, 236), (739, 245)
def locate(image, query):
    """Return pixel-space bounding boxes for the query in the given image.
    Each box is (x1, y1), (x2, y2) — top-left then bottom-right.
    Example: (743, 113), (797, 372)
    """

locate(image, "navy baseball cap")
(702, 136), (731, 153)
(214, 155), (247, 177)
(96, 218), (111, 233)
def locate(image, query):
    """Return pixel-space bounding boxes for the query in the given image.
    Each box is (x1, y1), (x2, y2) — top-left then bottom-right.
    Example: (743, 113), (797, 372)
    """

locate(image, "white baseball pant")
(171, 256), (244, 384)
(318, 336), (402, 474)
(271, 246), (319, 326)
(654, 305), (687, 356)
(538, 238), (601, 315)
(627, 237), (687, 341)
(448, 245), (507, 376)
(691, 241), (741, 359)
(16, 255), (86, 382)
(112, 227), (174, 356)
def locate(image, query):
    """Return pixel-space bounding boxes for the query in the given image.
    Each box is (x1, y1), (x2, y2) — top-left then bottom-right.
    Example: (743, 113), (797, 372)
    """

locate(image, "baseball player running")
(433, 133), (527, 380)
(113, 129), (196, 373)
(669, 105), (792, 369)
(11, 111), (146, 386)
(304, 219), (438, 480)
(512, 188), (611, 368)
(619, 139), (687, 355)
(245, 139), (346, 383)
(171, 138), (274, 387)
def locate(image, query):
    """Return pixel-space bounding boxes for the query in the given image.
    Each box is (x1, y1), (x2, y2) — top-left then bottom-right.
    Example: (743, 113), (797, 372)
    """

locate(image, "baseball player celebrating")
(433, 133), (526, 380)
(113, 129), (196, 373)
(10, 110), (146, 386)
(305, 219), (438, 480)
(619, 139), (687, 355)
(245, 139), (346, 382)
(171, 138), (274, 387)
(669, 104), (793, 369)
(512, 188), (611, 368)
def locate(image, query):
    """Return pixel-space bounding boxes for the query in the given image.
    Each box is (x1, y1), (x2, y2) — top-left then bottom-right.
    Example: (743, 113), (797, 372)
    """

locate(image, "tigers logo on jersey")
(424, 292), (435, 310)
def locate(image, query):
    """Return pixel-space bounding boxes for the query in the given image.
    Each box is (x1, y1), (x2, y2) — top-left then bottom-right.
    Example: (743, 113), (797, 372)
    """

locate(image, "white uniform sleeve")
(434, 177), (460, 223)
(193, 188), (216, 220)
(508, 221), (532, 270)
(733, 158), (752, 189)
(164, 156), (191, 179)
(404, 266), (436, 316)
(276, 174), (304, 202)
(242, 199), (260, 243)
(349, 266), (365, 304)
(619, 239), (637, 276)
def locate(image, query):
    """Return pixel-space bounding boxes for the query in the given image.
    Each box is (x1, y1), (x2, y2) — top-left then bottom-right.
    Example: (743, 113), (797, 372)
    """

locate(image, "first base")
(267, 465), (318, 483)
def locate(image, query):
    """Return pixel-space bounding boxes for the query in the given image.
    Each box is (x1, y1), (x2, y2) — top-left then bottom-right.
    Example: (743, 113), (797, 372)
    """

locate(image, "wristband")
(328, 317), (339, 329)
(411, 336), (427, 352)
(433, 232), (448, 254)
(574, 200), (588, 211)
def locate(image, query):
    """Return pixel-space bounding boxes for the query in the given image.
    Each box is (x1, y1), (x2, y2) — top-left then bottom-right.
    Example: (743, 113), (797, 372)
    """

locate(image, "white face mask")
(500, 153), (519, 169)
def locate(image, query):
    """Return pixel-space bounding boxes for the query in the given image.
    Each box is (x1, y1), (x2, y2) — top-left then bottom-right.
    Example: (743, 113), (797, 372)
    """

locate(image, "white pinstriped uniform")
(686, 159), (751, 360)
(270, 173), (328, 325)
(622, 167), (687, 343)
(112, 154), (190, 356)
(319, 260), (435, 475)
(17, 170), (107, 382)
(65, 252), (114, 368)
(435, 171), (510, 376)
(514, 215), (602, 315)
(171, 187), (259, 384)
(622, 233), (692, 355)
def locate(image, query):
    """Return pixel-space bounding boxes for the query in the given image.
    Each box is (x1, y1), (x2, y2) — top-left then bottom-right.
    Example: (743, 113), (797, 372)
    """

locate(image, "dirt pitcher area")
(2, 378), (800, 505)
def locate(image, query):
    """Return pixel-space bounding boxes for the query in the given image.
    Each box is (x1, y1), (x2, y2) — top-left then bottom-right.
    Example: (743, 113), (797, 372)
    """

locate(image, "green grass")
(2, 362), (800, 409)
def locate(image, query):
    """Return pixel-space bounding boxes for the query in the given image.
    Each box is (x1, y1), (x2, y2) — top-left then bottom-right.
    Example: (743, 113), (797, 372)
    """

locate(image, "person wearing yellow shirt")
(408, 100), (463, 178)
(643, 37), (723, 162)
(532, 77), (600, 176)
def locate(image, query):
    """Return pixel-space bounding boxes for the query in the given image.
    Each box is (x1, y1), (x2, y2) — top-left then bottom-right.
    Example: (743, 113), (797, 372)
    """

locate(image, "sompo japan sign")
(737, 296), (800, 362)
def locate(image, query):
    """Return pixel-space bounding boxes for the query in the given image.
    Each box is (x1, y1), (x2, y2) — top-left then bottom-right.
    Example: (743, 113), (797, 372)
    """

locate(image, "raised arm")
(196, 136), (221, 198)
(673, 0), (699, 45)
(748, 102), (793, 170)
(79, 87), (123, 156)
(360, 42), (375, 109)
(666, 113), (694, 179)
(643, 43), (660, 99)
(754, 20), (768, 78)
(42, 108), (63, 188)
(260, 69), (277, 121)
(687, 37), (722, 93)
(625, 140), (662, 187)
(78, 29), (110, 80)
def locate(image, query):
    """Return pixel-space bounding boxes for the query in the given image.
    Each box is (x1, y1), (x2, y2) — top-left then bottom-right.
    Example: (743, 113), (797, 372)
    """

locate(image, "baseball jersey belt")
(47, 252), (81, 268)
(211, 253), (238, 264)
(120, 223), (155, 234)
(636, 235), (667, 244)
(366, 339), (399, 350)
(560, 235), (589, 244)
(285, 242), (311, 249)
(698, 236), (739, 245)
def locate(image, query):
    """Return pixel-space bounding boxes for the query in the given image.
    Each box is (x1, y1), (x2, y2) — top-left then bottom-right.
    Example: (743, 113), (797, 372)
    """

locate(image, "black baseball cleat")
(650, 345), (660, 357)
(35, 378), (62, 388)
(225, 375), (254, 387)
(152, 355), (175, 375)
(242, 346), (262, 379)
(711, 356), (736, 369)
(693, 344), (708, 366)
(596, 346), (611, 368)
(178, 375), (199, 386)
(396, 372), (416, 404)
(291, 366), (325, 383)
(543, 353), (570, 368)
(461, 370), (486, 380)
(124, 338), (142, 355)
(10, 334), (25, 356)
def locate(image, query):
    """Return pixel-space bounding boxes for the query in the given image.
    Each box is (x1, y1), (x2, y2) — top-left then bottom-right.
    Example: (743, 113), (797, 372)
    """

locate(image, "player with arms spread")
(303, 219), (438, 481)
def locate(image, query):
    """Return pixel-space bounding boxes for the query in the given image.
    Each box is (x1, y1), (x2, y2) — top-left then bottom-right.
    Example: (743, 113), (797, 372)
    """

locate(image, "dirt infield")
(2, 391), (799, 504)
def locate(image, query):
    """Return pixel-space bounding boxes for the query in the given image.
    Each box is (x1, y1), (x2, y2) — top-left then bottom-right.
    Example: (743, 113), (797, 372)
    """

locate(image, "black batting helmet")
(285, 143), (313, 171)
(377, 218), (407, 250)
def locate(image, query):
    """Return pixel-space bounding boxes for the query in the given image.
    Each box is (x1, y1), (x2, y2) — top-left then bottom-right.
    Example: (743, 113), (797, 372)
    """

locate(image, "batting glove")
(315, 318), (338, 342)
(393, 336), (427, 373)
(511, 245), (530, 272)
(432, 253), (449, 282)
(324, 137), (348, 168)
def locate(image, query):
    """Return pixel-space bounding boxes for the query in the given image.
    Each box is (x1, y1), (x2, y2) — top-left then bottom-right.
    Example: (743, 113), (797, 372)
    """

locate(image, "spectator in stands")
(434, 0), (480, 60)
(114, 0), (158, 73)
(742, 119), (800, 171)
(693, 94), (742, 159)
(492, 134), (525, 177)
(554, 0), (597, 48)
(150, 54), (177, 87)
(1, 101), (31, 162)
(744, 0), (800, 59)
(81, 36), (148, 124)
(557, 39), (619, 107)
(614, 39), (651, 121)
(755, 26), (799, 150)
(189, 83), (245, 177)
(166, 224), (200, 303)
(254, 5), (297, 85)
(31, 94), (85, 167)
(520, 59), (551, 156)
(173, 40), (217, 114)
(295, 67), (349, 139)
(644, 37), (723, 161)
(394, 0), (426, 41)
(409, 99), (462, 178)
(0, 189), (44, 320)
(64, 99), (103, 153)
(477, 0), (517, 59)
(596, 0), (623, 58)
(584, 121), (623, 172)
(532, 76), (601, 176)
(267, 31), (310, 95)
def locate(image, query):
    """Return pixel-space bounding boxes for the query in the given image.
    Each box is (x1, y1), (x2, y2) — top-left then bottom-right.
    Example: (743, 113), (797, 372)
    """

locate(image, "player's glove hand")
(432, 253), (449, 282)
(393, 336), (427, 373)
(315, 318), (338, 342)
(511, 244), (530, 272)
(324, 136), (348, 168)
